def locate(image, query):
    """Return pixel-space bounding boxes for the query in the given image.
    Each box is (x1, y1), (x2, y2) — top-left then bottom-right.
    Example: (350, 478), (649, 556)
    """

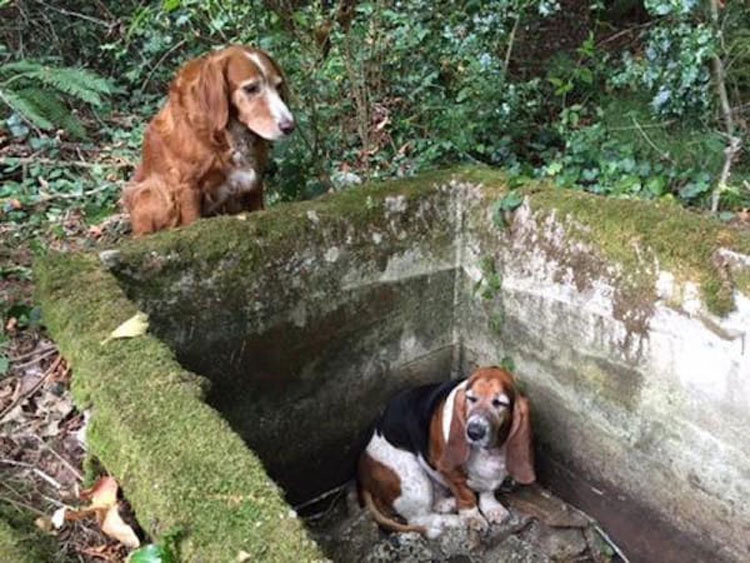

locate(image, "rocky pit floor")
(306, 484), (622, 563)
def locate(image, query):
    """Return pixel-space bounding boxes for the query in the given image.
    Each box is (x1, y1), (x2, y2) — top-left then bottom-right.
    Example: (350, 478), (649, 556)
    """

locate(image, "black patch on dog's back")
(373, 379), (464, 462)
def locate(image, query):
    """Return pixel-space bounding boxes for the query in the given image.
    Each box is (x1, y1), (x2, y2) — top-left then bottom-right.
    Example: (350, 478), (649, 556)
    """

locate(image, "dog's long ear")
(196, 55), (229, 137)
(437, 387), (470, 472)
(265, 51), (291, 103)
(506, 395), (535, 484)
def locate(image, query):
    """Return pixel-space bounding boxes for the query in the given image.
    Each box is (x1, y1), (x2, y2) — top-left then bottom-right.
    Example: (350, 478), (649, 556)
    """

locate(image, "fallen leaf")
(236, 551), (252, 562)
(101, 312), (149, 345)
(80, 475), (118, 508)
(102, 503), (140, 548)
(64, 476), (141, 549)
(51, 507), (67, 529)
(35, 515), (54, 533)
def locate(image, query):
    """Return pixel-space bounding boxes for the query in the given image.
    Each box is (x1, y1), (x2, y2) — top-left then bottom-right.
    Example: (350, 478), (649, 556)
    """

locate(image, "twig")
(0, 494), (50, 518)
(631, 116), (673, 163)
(7, 157), (131, 169)
(0, 355), (62, 422)
(503, 9), (523, 75)
(293, 483), (349, 512)
(0, 459), (64, 490)
(31, 0), (114, 28)
(35, 437), (84, 483)
(593, 524), (630, 563)
(38, 184), (114, 203)
(8, 345), (56, 363)
(140, 38), (188, 95)
(596, 21), (656, 48)
(10, 348), (58, 370)
(709, 0), (740, 213)
(712, 134), (741, 212)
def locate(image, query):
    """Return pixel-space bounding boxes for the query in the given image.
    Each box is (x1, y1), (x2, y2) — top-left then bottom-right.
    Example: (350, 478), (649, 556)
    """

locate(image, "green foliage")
(0, 0), (748, 243)
(539, 97), (729, 205)
(0, 60), (111, 138)
(612, 23), (715, 116)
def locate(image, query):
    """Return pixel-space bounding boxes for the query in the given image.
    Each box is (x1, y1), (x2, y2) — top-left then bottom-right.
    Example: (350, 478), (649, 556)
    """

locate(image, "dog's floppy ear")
(506, 395), (535, 484)
(268, 54), (291, 103)
(196, 54), (229, 137)
(437, 387), (470, 471)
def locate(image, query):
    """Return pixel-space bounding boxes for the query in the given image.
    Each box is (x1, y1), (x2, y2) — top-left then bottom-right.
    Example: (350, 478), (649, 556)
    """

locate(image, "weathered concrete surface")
(39, 167), (750, 562)
(109, 177), (461, 502)
(459, 185), (750, 562)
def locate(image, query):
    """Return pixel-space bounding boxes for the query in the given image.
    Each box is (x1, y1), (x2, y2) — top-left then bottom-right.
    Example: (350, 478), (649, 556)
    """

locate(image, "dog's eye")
(492, 398), (505, 408)
(466, 396), (478, 404)
(244, 84), (260, 95)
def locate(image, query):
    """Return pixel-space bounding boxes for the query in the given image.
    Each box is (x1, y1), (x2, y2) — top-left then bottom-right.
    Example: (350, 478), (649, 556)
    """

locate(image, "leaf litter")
(0, 333), (144, 562)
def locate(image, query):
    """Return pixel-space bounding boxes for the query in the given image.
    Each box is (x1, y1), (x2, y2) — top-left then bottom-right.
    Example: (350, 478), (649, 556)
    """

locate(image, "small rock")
(98, 249), (121, 269)
(520, 521), (588, 560)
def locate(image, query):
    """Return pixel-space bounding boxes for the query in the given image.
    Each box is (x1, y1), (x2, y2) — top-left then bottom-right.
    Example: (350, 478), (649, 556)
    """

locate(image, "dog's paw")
(460, 507), (489, 533)
(433, 497), (457, 514)
(483, 505), (510, 525)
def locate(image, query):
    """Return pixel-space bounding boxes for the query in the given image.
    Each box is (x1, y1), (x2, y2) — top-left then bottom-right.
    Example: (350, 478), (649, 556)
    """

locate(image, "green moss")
(0, 504), (57, 562)
(735, 269), (750, 297)
(34, 253), (324, 562)
(527, 186), (750, 316)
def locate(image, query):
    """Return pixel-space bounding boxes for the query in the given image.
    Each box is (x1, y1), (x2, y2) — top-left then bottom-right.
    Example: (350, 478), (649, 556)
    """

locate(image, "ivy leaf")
(646, 176), (666, 197)
(492, 191), (524, 228)
(500, 355), (516, 373)
(127, 543), (177, 563)
(679, 179), (710, 200)
(498, 190), (524, 212)
(0, 355), (9, 376)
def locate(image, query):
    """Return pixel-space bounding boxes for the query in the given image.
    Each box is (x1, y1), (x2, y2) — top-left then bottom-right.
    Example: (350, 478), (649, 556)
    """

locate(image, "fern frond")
(16, 87), (87, 139)
(0, 60), (47, 76)
(0, 87), (55, 130)
(29, 66), (112, 107)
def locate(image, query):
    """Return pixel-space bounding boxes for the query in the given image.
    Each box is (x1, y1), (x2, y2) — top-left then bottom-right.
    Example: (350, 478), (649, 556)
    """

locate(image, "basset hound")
(357, 366), (535, 538)
(123, 45), (294, 235)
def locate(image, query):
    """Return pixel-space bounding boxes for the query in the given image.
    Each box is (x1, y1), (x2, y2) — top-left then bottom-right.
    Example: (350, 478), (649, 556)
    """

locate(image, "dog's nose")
(467, 421), (486, 441)
(279, 118), (295, 135)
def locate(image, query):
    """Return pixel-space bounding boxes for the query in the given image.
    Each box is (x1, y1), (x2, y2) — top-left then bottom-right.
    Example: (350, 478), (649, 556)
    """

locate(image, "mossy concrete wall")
(36, 167), (750, 562)
(108, 175), (462, 502)
(457, 181), (750, 562)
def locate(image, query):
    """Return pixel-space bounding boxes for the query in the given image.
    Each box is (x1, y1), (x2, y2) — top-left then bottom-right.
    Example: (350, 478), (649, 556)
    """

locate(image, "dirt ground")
(306, 482), (622, 563)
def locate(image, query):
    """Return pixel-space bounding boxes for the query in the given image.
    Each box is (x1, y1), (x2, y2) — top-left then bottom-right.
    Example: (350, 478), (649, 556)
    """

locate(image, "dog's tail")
(361, 489), (427, 535)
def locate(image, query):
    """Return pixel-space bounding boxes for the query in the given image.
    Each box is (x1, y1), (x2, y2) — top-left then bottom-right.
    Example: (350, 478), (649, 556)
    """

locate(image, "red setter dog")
(123, 45), (294, 235)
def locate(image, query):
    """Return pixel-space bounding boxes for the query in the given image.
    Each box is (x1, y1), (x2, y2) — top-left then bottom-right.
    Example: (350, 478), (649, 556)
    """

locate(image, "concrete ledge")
(34, 253), (323, 561)
(34, 166), (750, 561)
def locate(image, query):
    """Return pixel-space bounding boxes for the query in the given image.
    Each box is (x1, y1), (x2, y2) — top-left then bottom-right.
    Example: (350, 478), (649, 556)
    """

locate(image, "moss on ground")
(0, 504), (57, 562)
(34, 252), (324, 562)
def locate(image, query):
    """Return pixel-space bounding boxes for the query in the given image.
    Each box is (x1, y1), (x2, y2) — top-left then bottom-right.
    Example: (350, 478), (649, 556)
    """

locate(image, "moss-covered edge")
(34, 252), (324, 562)
(31, 166), (750, 560)
(461, 170), (750, 316)
(527, 185), (750, 316)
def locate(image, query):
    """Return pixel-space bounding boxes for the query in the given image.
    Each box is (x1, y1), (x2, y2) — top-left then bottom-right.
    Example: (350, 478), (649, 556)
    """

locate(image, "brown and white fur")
(357, 366), (535, 538)
(123, 45), (294, 236)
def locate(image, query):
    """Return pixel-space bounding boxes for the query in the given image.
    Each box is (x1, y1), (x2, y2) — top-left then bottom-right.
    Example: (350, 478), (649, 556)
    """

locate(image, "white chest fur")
(204, 121), (262, 213)
(465, 447), (507, 492)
